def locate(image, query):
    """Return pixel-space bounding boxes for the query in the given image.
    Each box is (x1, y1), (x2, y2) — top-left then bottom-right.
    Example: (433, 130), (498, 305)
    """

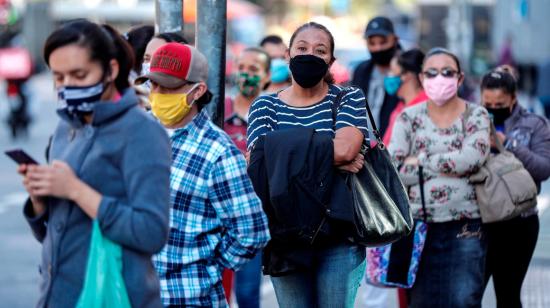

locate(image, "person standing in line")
(382, 48), (428, 145)
(135, 43), (270, 307)
(247, 22), (368, 308)
(223, 46), (271, 308)
(352, 16), (400, 137)
(260, 35), (292, 93)
(389, 48), (491, 308)
(481, 68), (550, 308)
(18, 19), (171, 307)
(124, 24), (154, 81)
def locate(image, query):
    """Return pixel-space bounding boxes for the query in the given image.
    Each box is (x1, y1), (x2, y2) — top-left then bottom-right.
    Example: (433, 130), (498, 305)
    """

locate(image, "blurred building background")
(2, 0), (549, 87)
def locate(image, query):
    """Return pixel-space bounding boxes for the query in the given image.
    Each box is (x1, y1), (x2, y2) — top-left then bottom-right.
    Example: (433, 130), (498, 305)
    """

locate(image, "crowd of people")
(14, 14), (550, 308)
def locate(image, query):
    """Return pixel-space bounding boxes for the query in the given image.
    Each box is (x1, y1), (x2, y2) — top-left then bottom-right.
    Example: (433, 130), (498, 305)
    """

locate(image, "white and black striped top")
(246, 84), (369, 151)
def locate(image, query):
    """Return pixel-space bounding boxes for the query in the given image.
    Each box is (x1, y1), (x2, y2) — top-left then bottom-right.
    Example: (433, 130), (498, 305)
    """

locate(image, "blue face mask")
(57, 81), (104, 123)
(270, 58), (290, 84)
(384, 75), (402, 96)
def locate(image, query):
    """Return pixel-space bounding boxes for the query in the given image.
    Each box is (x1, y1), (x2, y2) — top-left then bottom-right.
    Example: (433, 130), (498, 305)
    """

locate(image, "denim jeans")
(271, 242), (366, 308)
(234, 253), (262, 308)
(409, 219), (487, 308)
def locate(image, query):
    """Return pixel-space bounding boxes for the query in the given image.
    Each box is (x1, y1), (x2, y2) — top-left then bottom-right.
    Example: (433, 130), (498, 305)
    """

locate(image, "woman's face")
(49, 44), (105, 88)
(388, 57), (402, 77)
(420, 54), (463, 85)
(288, 28), (333, 64)
(482, 88), (515, 110)
(143, 38), (167, 64)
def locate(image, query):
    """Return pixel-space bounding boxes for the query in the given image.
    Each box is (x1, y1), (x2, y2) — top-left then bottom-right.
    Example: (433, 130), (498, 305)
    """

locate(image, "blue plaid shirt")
(154, 110), (270, 307)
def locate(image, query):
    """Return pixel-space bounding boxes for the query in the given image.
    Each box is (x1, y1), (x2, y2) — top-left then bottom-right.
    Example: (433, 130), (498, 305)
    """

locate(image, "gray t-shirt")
(367, 67), (386, 137)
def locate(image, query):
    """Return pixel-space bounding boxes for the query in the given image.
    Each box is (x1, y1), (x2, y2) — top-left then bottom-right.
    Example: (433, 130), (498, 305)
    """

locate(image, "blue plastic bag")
(76, 220), (131, 308)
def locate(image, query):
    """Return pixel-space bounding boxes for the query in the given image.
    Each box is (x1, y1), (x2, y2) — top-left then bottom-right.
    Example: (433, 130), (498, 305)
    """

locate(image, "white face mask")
(141, 63), (151, 76)
(139, 63), (152, 91)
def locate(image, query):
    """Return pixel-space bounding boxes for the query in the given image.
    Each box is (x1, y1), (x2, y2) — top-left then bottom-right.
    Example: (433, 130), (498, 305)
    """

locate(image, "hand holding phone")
(5, 149), (39, 165)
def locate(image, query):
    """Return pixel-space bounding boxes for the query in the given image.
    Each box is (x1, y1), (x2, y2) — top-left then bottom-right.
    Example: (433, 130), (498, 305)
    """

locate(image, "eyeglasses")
(422, 68), (459, 79)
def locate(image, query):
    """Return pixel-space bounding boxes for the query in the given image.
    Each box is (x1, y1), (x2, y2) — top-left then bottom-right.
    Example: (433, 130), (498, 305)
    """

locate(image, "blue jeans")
(409, 219), (487, 308)
(234, 253), (262, 308)
(271, 242), (366, 308)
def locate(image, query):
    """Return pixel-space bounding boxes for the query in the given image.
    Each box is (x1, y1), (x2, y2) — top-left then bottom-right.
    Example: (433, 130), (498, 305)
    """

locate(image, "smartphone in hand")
(4, 149), (39, 165)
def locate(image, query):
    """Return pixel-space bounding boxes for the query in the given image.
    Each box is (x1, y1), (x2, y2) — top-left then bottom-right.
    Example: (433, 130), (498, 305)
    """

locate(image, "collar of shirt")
(171, 109), (209, 140)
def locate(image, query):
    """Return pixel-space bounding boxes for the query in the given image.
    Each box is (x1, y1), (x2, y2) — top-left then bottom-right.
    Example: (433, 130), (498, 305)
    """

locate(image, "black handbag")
(331, 87), (413, 247)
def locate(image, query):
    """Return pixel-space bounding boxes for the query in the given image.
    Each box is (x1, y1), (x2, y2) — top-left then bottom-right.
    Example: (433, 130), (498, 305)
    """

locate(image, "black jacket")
(351, 59), (399, 136)
(248, 128), (354, 276)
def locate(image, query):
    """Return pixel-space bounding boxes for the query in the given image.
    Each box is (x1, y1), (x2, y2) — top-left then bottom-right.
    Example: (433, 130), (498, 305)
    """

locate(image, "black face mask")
(370, 45), (397, 66)
(289, 54), (329, 88)
(486, 107), (512, 126)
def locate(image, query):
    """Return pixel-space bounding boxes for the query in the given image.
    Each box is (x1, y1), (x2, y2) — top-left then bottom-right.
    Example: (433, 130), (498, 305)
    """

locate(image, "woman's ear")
(458, 72), (465, 86)
(329, 56), (336, 67)
(107, 59), (120, 83)
(285, 49), (291, 63)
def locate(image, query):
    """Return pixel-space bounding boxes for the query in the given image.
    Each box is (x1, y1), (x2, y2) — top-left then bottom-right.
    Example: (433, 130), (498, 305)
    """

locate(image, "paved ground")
(0, 74), (549, 307)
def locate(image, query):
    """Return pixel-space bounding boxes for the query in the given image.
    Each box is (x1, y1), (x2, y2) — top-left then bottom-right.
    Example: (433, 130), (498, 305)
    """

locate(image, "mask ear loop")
(186, 83), (201, 107)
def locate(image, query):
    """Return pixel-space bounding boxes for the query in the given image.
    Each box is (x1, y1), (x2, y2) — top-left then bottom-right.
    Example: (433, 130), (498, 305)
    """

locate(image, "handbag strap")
(330, 86), (383, 146)
(418, 166), (428, 222)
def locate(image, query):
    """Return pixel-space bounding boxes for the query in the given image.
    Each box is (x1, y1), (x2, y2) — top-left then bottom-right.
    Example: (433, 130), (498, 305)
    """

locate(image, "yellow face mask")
(149, 84), (199, 126)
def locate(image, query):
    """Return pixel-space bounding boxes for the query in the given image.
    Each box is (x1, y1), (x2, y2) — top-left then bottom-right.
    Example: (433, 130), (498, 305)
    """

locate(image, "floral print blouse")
(388, 103), (491, 223)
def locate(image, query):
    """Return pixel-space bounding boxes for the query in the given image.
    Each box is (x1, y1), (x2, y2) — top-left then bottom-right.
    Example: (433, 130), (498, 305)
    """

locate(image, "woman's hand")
(337, 153), (364, 173)
(245, 151), (251, 164)
(19, 164), (47, 217)
(491, 132), (506, 148)
(25, 160), (102, 218)
(26, 161), (80, 200)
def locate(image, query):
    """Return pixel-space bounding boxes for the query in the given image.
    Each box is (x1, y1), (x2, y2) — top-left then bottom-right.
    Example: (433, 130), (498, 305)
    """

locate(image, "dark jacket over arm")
(248, 128), (355, 276)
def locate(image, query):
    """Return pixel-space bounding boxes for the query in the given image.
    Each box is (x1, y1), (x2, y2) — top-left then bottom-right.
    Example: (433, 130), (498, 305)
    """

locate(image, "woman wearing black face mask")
(16, 19), (171, 307)
(247, 22), (369, 307)
(481, 68), (550, 308)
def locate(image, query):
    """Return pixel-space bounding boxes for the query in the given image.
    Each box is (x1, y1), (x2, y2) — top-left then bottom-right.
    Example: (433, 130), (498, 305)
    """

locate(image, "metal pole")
(196, 0), (226, 128)
(23, 0), (54, 72)
(155, 0), (184, 33)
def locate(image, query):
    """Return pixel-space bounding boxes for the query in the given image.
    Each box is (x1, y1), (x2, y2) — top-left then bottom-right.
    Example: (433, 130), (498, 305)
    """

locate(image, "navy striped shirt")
(247, 84), (369, 151)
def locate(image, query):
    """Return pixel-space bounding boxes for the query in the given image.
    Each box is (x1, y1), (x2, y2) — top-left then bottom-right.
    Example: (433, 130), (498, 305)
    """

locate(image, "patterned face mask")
(238, 72), (262, 97)
(56, 81), (104, 122)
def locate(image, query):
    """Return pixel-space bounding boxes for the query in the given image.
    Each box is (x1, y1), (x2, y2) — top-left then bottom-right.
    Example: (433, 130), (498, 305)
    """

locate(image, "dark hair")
(495, 64), (519, 81)
(125, 25), (154, 73)
(196, 90), (213, 111)
(480, 70), (517, 96)
(260, 34), (284, 47)
(289, 22), (336, 84)
(423, 47), (461, 73)
(155, 32), (188, 44)
(242, 47), (271, 74)
(44, 19), (135, 92)
(398, 48), (425, 84)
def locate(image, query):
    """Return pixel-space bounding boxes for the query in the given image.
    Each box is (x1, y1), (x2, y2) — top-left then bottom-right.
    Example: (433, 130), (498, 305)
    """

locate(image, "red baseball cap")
(135, 43), (209, 89)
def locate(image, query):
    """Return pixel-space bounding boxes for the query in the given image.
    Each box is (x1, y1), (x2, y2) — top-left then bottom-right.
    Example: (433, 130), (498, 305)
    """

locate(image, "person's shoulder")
(467, 103), (489, 118)
(353, 59), (373, 74)
(517, 106), (550, 128)
(333, 84), (366, 99)
(249, 93), (279, 117)
(402, 101), (425, 115)
(251, 93), (278, 108)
